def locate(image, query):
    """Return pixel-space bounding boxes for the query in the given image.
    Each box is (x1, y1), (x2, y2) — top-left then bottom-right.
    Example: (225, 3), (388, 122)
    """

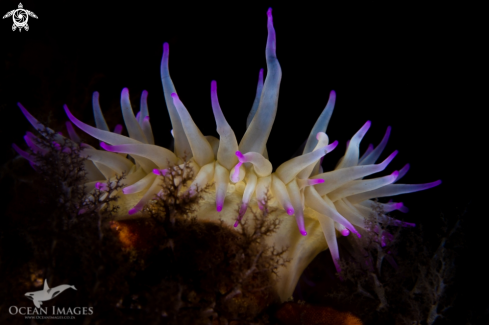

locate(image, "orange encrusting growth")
(276, 302), (363, 325)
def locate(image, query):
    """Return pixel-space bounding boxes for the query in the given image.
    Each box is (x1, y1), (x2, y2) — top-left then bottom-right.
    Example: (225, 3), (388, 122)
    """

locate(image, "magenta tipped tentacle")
(135, 111), (141, 124)
(360, 126), (391, 165)
(161, 43), (192, 160)
(235, 151), (272, 177)
(239, 7), (282, 155)
(336, 121), (371, 169)
(113, 124), (123, 134)
(140, 90), (150, 121)
(18, 103), (63, 142)
(92, 91), (109, 131)
(298, 132), (330, 178)
(141, 115), (154, 145)
(359, 143), (374, 163)
(95, 182), (109, 192)
(348, 179), (442, 204)
(66, 121), (81, 143)
(303, 91), (336, 155)
(297, 178), (324, 190)
(122, 173), (157, 195)
(246, 68), (265, 128)
(395, 163), (410, 182)
(327, 170), (399, 202)
(120, 88), (148, 143)
(304, 187), (361, 238)
(210, 81), (239, 170)
(80, 148), (134, 174)
(286, 179), (307, 235)
(271, 175), (295, 215)
(214, 163), (229, 212)
(24, 132), (48, 155)
(314, 151), (397, 196)
(276, 142), (337, 184)
(316, 213), (342, 273)
(100, 142), (177, 169)
(188, 162), (215, 196)
(65, 104), (141, 146)
(12, 143), (36, 163)
(128, 177), (162, 215)
(171, 93), (214, 167)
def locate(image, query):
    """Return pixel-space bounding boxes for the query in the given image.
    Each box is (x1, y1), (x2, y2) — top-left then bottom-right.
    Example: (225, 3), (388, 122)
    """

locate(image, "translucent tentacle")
(214, 162), (229, 212)
(358, 143), (374, 164)
(286, 179), (307, 235)
(298, 132), (329, 179)
(122, 173), (156, 194)
(128, 177), (162, 215)
(79, 148), (134, 174)
(239, 8), (282, 155)
(276, 141), (337, 184)
(271, 174), (294, 215)
(188, 162), (215, 196)
(246, 68), (264, 128)
(66, 121), (81, 143)
(303, 90), (336, 154)
(317, 212), (341, 273)
(348, 180), (442, 204)
(92, 91), (109, 131)
(360, 126), (391, 165)
(64, 104), (142, 145)
(395, 163), (410, 182)
(18, 103), (63, 143)
(100, 142), (178, 169)
(141, 116), (154, 145)
(235, 151), (272, 177)
(205, 135), (219, 159)
(171, 93), (214, 167)
(120, 88), (148, 143)
(236, 168), (257, 225)
(24, 132), (48, 155)
(161, 42), (192, 159)
(336, 121), (371, 169)
(328, 171), (399, 202)
(304, 186), (360, 238)
(314, 150), (398, 195)
(211, 81), (239, 170)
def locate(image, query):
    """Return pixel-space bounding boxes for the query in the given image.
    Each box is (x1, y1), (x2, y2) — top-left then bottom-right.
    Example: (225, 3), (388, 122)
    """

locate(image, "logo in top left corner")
(3, 3), (37, 32)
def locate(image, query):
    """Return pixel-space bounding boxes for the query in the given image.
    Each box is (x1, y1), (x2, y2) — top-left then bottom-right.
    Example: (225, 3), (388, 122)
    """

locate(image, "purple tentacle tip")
(163, 42), (169, 51)
(341, 229), (350, 236)
(235, 151), (244, 161)
(267, 7), (272, 17)
(300, 230), (307, 236)
(234, 220), (239, 228)
(211, 80), (217, 92)
(144, 116), (150, 122)
(128, 207), (140, 215)
(216, 205), (223, 212)
(114, 124), (123, 134)
(95, 182), (109, 191)
(100, 142), (110, 151)
(286, 207), (294, 215)
(171, 93), (178, 99)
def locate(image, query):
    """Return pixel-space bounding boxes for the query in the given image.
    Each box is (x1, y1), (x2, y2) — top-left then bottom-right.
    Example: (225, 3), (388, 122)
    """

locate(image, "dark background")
(0, 0), (484, 320)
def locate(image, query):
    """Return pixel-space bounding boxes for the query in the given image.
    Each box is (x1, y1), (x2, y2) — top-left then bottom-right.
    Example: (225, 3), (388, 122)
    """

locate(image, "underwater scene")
(0, 1), (484, 324)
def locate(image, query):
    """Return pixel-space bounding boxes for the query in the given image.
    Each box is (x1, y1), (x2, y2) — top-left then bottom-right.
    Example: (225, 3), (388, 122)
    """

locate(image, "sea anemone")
(13, 7), (440, 302)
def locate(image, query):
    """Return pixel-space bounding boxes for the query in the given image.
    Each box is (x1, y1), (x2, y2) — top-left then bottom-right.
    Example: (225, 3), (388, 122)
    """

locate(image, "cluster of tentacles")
(13, 8), (440, 301)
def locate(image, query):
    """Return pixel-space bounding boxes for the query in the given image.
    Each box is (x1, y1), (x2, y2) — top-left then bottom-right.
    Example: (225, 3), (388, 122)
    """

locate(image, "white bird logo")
(3, 3), (38, 32)
(25, 279), (77, 308)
